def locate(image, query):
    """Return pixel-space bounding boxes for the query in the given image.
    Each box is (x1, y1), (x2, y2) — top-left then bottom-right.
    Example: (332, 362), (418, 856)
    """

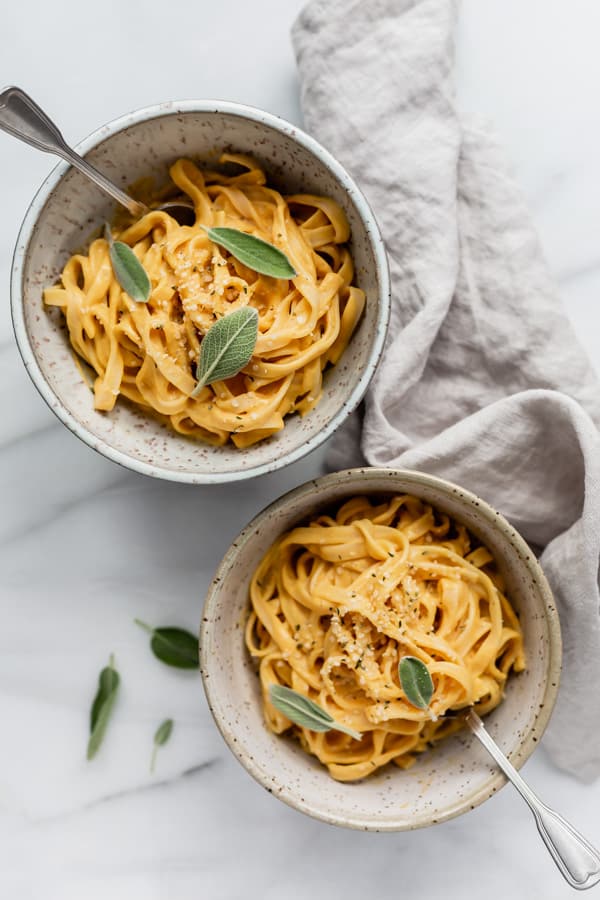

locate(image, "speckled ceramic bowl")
(11, 101), (390, 483)
(201, 468), (562, 831)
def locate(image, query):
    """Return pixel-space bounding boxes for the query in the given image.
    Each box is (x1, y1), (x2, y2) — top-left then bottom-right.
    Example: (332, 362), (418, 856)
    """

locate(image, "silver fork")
(466, 709), (600, 890)
(0, 86), (194, 223)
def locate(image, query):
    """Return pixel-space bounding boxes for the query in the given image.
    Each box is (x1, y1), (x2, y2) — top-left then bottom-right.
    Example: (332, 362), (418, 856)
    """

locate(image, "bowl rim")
(200, 466), (563, 831)
(10, 99), (391, 484)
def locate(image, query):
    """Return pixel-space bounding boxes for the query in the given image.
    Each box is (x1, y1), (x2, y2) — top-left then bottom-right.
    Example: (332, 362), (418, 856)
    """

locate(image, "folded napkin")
(292, 0), (600, 779)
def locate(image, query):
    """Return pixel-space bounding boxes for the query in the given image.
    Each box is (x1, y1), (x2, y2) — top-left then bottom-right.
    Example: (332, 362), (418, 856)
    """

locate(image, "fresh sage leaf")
(150, 718), (174, 774)
(87, 653), (120, 760)
(134, 619), (199, 669)
(105, 223), (151, 303)
(399, 656), (434, 709)
(191, 306), (258, 396)
(269, 684), (362, 741)
(154, 717), (174, 746)
(203, 226), (296, 279)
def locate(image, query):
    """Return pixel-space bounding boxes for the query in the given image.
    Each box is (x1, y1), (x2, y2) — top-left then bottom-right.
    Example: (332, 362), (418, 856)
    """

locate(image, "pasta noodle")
(44, 155), (365, 447)
(246, 494), (525, 781)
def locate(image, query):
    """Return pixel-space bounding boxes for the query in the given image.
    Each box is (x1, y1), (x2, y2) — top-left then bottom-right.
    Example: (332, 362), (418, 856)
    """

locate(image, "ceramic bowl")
(200, 468), (562, 831)
(11, 101), (390, 483)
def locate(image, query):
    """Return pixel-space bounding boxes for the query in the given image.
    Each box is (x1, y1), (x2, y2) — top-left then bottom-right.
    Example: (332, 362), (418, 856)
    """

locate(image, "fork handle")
(531, 803), (600, 891)
(467, 711), (600, 890)
(0, 85), (145, 215)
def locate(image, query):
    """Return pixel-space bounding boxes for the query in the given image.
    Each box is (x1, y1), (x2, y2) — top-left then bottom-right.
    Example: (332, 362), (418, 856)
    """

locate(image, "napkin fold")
(292, 0), (600, 779)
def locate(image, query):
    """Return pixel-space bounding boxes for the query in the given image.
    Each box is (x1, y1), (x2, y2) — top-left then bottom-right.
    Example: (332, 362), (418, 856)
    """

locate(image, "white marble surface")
(1, 1), (599, 898)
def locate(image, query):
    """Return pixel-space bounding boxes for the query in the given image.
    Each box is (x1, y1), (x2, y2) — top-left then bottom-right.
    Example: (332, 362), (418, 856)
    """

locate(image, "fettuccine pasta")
(43, 155), (365, 447)
(246, 495), (525, 781)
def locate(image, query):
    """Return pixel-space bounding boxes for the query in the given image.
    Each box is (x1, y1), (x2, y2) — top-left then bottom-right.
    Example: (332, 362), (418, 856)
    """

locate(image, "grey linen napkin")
(292, 0), (600, 779)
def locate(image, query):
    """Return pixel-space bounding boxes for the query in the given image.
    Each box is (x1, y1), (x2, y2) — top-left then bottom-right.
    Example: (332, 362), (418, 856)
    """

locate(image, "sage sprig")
(191, 306), (258, 396)
(203, 226), (296, 279)
(87, 653), (120, 760)
(150, 718), (174, 773)
(269, 684), (362, 741)
(104, 224), (151, 303)
(134, 619), (199, 669)
(399, 656), (434, 709)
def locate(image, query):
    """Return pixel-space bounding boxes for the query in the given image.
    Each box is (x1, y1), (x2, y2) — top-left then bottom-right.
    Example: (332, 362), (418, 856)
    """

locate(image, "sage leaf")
(204, 226), (296, 279)
(134, 619), (199, 669)
(191, 306), (258, 396)
(87, 653), (120, 760)
(150, 718), (174, 774)
(399, 656), (434, 709)
(269, 684), (362, 741)
(105, 223), (151, 303)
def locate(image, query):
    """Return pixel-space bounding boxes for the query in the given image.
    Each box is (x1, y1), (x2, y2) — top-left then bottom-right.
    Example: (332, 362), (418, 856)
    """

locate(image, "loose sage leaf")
(134, 619), (199, 669)
(150, 718), (174, 774)
(154, 718), (174, 746)
(269, 684), (362, 741)
(105, 223), (151, 303)
(399, 656), (434, 709)
(87, 653), (120, 760)
(191, 306), (258, 397)
(204, 226), (296, 279)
